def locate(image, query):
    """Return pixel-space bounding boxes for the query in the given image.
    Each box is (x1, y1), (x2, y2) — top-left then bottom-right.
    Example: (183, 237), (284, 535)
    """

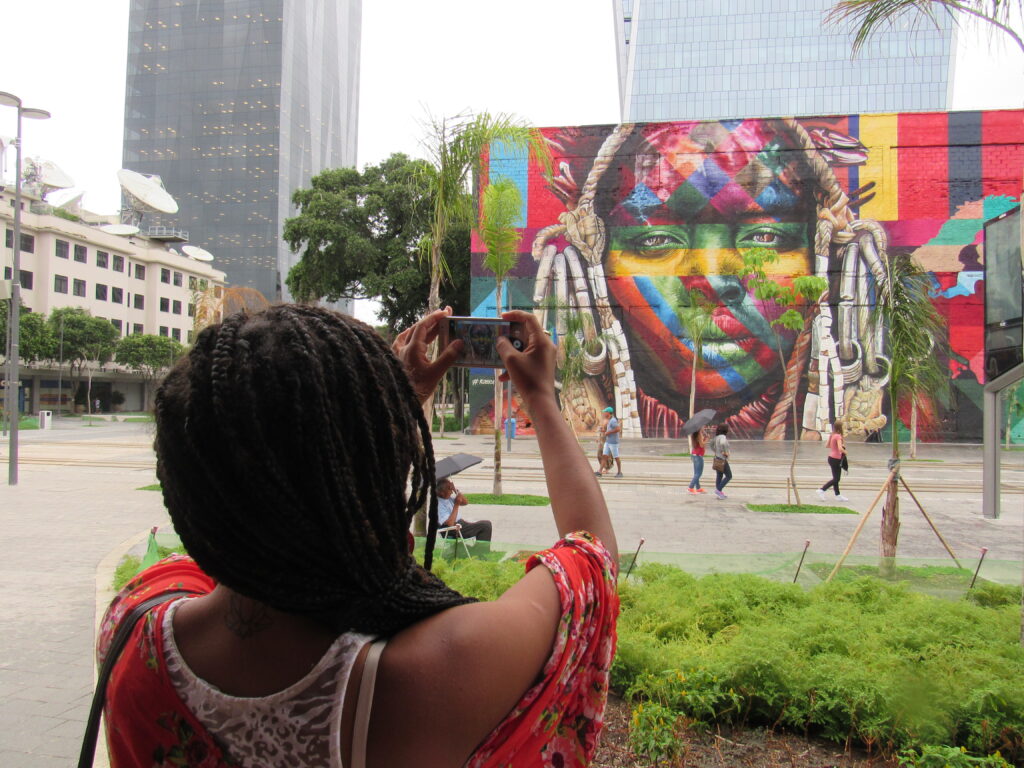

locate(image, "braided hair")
(154, 304), (474, 636)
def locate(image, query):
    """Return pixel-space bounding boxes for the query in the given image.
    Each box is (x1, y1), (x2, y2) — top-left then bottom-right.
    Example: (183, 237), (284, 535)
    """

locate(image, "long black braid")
(154, 304), (474, 636)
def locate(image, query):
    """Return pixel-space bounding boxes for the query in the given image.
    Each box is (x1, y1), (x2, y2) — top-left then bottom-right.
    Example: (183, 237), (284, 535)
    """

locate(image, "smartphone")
(439, 316), (525, 368)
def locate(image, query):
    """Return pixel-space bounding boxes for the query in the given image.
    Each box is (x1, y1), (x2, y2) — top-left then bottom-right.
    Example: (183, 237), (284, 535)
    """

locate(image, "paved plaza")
(1, 419), (1022, 765)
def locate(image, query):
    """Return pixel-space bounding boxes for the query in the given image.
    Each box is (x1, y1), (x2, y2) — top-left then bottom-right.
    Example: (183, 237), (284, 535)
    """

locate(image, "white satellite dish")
(168, 248), (181, 257)
(182, 244), (214, 262)
(117, 169), (178, 226)
(37, 160), (75, 190)
(100, 223), (141, 236)
(47, 188), (85, 214)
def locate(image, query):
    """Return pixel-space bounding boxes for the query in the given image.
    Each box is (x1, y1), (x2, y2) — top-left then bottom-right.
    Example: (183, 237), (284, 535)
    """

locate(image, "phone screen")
(444, 317), (524, 368)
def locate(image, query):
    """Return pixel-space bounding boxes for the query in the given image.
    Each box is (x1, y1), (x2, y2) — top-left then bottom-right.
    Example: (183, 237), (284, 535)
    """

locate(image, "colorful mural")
(470, 111), (1024, 442)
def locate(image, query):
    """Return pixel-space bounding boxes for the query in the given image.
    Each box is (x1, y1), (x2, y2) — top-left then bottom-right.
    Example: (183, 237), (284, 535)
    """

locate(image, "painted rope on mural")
(469, 111), (1024, 442)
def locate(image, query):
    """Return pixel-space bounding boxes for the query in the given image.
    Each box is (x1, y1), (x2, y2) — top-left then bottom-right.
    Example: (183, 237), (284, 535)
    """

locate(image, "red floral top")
(98, 533), (619, 767)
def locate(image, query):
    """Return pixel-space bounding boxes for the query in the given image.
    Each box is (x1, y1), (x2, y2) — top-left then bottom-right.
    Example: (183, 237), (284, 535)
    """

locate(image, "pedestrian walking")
(594, 406), (623, 478)
(816, 421), (849, 502)
(712, 424), (732, 499)
(687, 428), (707, 494)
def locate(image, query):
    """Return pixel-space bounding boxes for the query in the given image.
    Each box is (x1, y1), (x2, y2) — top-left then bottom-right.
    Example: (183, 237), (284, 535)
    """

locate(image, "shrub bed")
(440, 558), (1024, 764)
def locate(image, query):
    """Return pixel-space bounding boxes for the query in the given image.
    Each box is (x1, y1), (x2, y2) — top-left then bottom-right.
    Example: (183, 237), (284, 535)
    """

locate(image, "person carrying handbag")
(711, 424), (732, 500)
(816, 421), (849, 502)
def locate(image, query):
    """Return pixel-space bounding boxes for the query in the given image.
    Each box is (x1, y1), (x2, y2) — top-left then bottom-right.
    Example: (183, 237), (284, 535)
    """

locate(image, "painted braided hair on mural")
(532, 119), (893, 440)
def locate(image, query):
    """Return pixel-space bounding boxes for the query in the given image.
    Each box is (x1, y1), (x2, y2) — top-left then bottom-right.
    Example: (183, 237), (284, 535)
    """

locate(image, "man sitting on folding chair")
(436, 479), (492, 556)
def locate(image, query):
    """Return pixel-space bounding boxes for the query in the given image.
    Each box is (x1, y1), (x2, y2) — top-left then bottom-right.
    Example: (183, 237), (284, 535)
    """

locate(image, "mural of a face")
(601, 121), (816, 407)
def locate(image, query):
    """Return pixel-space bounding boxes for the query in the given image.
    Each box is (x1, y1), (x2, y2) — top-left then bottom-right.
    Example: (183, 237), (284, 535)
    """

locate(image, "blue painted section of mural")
(489, 140), (528, 228)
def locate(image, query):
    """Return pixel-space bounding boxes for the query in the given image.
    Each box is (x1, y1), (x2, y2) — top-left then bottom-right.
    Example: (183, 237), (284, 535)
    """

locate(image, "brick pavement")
(1, 420), (1021, 764)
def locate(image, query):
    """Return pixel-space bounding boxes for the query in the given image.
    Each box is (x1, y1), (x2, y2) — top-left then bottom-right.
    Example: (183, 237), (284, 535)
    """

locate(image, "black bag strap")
(78, 590), (197, 768)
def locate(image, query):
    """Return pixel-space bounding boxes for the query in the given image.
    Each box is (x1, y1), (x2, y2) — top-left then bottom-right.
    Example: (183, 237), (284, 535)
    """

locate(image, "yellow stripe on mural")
(858, 113), (899, 222)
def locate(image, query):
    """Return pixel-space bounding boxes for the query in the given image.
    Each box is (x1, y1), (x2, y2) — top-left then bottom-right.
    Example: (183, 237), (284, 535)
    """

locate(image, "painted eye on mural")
(630, 230), (689, 251)
(735, 224), (804, 252)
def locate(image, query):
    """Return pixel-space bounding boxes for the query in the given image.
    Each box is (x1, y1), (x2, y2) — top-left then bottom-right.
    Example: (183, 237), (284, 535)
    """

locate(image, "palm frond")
(828, 0), (1024, 55)
(479, 177), (523, 281)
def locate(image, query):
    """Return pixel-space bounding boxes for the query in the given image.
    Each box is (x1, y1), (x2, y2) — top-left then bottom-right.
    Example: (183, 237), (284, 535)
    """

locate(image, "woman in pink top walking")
(816, 421), (848, 502)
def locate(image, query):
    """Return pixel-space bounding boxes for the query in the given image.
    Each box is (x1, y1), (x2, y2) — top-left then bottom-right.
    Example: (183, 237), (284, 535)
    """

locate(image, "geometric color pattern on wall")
(470, 111), (1024, 443)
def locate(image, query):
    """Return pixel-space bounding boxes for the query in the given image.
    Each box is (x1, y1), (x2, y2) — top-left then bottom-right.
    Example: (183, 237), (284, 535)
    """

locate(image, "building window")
(187, 302), (195, 317)
(56, 239), (69, 259)
(112, 254), (125, 272)
(214, 285), (223, 298)
(54, 274), (68, 293)
(95, 283), (108, 301)
(160, 297), (170, 312)
(188, 275), (197, 290)
(187, 330), (194, 343)
(134, 294), (144, 310)
(173, 271), (183, 287)
(74, 244), (87, 263)
(111, 287), (124, 304)
(96, 251), (109, 268)
(171, 328), (181, 342)
(111, 318), (123, 334)
(133, 323), (143, 335)
(172, 299), (182, 315)
(10, 269), (34, 290)
(159, 326), (169, 337)
(73, 279), (86, 297)
(5, 229), (35, 253)
(135, 264), (146, 280)
(199, 279), (209, 290)
(160, 267), (170, 284)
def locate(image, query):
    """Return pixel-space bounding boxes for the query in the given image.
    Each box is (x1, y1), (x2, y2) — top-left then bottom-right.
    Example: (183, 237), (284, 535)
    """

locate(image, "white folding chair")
(437, 525), (473, 559)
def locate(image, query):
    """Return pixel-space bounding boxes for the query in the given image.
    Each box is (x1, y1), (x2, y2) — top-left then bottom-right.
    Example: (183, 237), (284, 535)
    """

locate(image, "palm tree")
(478, 177), (523, 496)
(419, 111), (551, 313)
(871, 253), (950, 574)
(677, 288), (717, 419)
(828, 0), (1024, 55)
(741, 248), (828, 504)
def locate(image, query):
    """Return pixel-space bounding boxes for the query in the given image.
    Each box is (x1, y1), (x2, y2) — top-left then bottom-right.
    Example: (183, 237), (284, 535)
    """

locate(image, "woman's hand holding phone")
(392, 307), (463, 405)
(495, 311), (556, 410)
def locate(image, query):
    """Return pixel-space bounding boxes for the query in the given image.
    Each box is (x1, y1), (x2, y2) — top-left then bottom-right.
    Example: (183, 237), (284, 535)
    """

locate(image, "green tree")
(871, 253), (950, 573)
(478, 177), (524, 496)
(283, 153), (470, 330)
(116, 334), (185, 410)
(677, 288), (718, 420)
(47, 308), (119, 417)
(419, 111), (551, 313)
(829, 0), (1024, 55)
(0, 300), (56, 363)
(741, 247), (828, 504)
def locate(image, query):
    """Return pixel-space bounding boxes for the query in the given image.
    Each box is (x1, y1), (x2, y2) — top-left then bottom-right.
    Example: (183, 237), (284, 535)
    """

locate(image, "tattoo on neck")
(225, 593), (273, 638)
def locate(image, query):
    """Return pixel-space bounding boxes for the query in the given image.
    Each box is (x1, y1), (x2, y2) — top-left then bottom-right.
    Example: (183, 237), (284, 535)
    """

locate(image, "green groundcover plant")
(438, 559), (1024, 764)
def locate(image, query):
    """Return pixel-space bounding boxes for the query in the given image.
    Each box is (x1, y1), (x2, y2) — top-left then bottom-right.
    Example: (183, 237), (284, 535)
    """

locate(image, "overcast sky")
(2, 1), (1022, 321)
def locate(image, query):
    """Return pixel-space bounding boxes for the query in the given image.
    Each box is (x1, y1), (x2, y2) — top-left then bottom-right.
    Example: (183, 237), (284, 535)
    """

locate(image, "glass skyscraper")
(123, 0), (361, 300)
(614, 0), (956, 122)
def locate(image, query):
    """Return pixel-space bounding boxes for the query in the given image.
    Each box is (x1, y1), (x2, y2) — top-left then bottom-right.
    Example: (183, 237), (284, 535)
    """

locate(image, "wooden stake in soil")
(826, 467), (898, 582)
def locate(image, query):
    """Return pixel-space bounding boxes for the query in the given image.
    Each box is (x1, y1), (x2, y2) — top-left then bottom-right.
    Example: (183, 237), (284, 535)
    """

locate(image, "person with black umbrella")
(683, 409), (716, 495)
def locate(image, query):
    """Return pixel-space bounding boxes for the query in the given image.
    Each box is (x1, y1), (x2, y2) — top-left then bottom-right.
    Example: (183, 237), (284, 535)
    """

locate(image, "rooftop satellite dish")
(100, 223), (141, 236)
(37, 160), (75, 190)
(117, 168), (178, 226)
(168, 247), (181, 257)
(182, 244), (214, 262)
(47, 188), (85, 215)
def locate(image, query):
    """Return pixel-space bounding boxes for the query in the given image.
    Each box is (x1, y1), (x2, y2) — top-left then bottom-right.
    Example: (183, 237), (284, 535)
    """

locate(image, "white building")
(2, 190), (226, 414)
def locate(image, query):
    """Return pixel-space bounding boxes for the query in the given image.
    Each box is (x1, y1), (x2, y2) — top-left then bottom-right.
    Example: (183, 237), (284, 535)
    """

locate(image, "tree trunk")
(689, 357), (697, 420)
(778, 341), (801, 505)
(492, 280), (503, 496)
(439, 372), (448, 438)
(880, 392), (901, 579)
(910, 398), (918, 459)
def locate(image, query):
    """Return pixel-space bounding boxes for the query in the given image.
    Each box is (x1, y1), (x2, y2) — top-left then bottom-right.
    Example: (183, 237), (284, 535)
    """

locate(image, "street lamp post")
(0, 91), (50, 486)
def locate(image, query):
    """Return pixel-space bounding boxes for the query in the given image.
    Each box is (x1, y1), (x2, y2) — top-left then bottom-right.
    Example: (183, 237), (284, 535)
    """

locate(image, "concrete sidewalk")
(0, 420), (1021, 764)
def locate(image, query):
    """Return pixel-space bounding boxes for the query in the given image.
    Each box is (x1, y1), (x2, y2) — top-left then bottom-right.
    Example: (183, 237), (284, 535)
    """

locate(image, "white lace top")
(162, 598), (373, 768)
